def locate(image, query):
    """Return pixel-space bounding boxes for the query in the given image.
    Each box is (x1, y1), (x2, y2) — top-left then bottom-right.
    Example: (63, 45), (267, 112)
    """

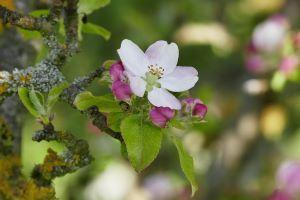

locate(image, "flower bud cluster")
(109, 61), (208, 128)
(109, 61), (132, 101)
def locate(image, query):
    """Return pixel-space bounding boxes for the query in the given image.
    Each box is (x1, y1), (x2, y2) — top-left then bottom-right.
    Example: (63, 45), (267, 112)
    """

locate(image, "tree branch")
(64, 0), (79, 54)
(61, 67), (124, 142)
(0, 5), (53, 33)
(31, 123), (93, 186)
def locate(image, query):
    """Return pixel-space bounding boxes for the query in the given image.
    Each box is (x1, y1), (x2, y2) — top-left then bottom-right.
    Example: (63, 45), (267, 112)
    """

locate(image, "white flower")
(117, 39), (199, 110)
(252, 16), (287, 53)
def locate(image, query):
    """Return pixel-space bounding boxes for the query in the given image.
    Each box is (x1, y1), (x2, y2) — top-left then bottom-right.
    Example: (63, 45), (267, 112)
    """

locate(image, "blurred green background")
(15, 0), (300, 199)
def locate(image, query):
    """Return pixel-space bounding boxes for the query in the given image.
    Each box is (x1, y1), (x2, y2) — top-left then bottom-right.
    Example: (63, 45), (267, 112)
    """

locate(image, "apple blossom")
(117, 39), (199, 110)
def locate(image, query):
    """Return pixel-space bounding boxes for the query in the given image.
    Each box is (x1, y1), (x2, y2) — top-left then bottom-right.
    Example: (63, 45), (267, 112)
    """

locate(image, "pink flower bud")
(109, 61), (125, 81)
(268, 190), (291, 200)
(111, 80), (132, 101)
(182, 98), (207, 120)
(193, 103), (208, 119)
(150, 107), (175, 128)
(280, 56), (299, 75)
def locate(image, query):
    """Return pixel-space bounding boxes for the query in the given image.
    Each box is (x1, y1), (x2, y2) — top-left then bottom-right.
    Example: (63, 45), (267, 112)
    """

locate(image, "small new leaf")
(46, 82), (69, 113)
(78, 0), (110, 15)
(172, 137), (198, 196)
(82, 23), (111, 40)
(18, 87), (39, 117)
(29, 89), (46, 116)
(120, 115), (163, 172)
(74, 91), (121, 113)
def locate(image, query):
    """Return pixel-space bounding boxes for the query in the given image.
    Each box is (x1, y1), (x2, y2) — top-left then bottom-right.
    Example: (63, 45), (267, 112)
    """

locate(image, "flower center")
(148, 64), (164, 78)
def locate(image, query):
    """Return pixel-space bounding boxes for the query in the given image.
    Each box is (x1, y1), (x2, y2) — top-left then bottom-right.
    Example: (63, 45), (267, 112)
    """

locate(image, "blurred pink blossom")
(280, 56), (299, 75)
(269, 161), (300, 200)
(268, 190), (291, 200)
(252, 15), (288, 53)
(245, 54), (265, 74)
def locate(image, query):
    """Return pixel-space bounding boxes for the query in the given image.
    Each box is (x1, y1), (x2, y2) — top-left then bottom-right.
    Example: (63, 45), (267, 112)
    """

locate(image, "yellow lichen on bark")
(0, 0), (15, 32)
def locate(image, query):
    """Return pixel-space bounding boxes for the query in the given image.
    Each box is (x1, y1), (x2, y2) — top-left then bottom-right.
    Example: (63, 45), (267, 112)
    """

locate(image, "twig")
(31, 123), (93, 186)
(64, 0), (79, 54)
(0, 5), (52, 33)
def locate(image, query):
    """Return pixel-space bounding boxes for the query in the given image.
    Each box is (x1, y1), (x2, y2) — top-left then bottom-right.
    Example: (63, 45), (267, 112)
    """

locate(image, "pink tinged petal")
(280, 56), (299, 75)
(193, 103), (208, 119)
(158, 66), (198, 92)
(117, 39), (148, 76)
(145, 40), (179, 75)
(111, 80), (132, 101)
(182, 98), (202, 105)
(109, 61), (124, 81)
(147, 87), (181, 110)
(125, 71), (146, 97)
(268, 190), (291, 200)
(277, 161), (300, 196)
(150, 107), (175, 128)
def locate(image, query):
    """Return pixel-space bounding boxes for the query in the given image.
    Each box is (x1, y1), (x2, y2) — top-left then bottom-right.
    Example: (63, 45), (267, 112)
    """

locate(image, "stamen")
(148, 64), (164, 78)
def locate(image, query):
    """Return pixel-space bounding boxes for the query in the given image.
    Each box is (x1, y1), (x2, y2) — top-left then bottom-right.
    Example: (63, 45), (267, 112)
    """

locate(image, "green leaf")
(78, 0), (110, 15)
(120, 115), (163, 172)
(271, 72), (286, 92)
(172, 137), (198, 196)
(74, 92), (121, 113)
(29, 9), (50, 17)
(107, 112), (125, 132)
(18, 88), (39, 117)
(82, 23), (111, 40)
(18, 29), (41, 40)
(46, 82), (69, 113)
(29, 89), (46, 116)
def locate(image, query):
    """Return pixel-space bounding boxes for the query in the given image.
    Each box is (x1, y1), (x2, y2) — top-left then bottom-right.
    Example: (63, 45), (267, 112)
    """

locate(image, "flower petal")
(126, 72), (147, 97)
(147, 87), (181, 110)
(117, 39), (148, 76)
(158, 66), (198, 92)
(145, 41), (179, 75)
